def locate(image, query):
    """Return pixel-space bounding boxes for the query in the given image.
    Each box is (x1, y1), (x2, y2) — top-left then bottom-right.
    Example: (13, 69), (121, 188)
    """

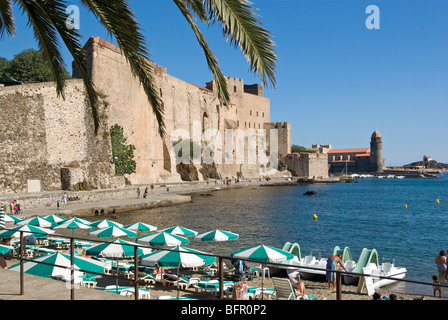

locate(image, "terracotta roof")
(328, 148), (370, 154)
(355, 153), (370, 157)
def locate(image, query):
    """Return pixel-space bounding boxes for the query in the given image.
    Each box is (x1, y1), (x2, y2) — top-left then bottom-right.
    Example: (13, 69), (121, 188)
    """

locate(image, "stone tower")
(369, 130), (384, 172)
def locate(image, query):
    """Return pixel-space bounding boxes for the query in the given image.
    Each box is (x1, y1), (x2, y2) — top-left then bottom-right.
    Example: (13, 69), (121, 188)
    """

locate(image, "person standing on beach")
(325, 253), (348, 290)
(435, 250), (447, 283)
(62, 192), (68, 208)
(137, 188), (141, 198)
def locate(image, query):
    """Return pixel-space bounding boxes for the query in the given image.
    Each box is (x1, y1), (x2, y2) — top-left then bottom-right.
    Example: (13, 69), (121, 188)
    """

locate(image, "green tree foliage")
(0, 0), (277, 136)
(1, 49), (70, 82)
(0, 57), (11, 77)
(110, 124), (136, 175)
(291, 144), (316, 153)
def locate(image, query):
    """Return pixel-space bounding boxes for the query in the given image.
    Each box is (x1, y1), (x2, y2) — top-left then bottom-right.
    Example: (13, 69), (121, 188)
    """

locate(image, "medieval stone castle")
(0, 37), (385, 194)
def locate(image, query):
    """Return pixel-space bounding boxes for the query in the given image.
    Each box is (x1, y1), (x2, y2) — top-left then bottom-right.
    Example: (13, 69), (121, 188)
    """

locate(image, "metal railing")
(4, 228), (447, 300)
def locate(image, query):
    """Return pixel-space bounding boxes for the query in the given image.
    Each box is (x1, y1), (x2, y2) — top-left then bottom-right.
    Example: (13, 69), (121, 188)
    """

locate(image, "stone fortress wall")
(0, 36), (291, 193)
(79, 37), (288, 185)
(0, 80), (116, 193)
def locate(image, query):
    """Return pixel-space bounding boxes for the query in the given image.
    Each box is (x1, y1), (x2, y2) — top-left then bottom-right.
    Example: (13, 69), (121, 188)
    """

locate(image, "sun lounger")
(194, 280), (235, 295)
(163, 274), (201, 289)
(272, 277), (298, 300)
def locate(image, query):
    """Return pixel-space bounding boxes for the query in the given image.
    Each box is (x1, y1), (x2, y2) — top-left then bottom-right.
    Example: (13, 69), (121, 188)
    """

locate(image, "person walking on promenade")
(62, 192), (68, 208)
(325, 253), (348, 290)
(143, 187), (149, 198)
(137, 188), (141, 198)
(435, 250), (447, 283)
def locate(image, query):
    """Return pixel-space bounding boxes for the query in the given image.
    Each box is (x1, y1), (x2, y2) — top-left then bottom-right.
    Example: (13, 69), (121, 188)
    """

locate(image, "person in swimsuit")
(435, 250), (447, 284)
(326, 253), (348, 290)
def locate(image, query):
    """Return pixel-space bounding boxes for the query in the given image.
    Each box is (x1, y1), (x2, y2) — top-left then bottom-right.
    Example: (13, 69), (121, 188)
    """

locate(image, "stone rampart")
(0, 80), (115, 193)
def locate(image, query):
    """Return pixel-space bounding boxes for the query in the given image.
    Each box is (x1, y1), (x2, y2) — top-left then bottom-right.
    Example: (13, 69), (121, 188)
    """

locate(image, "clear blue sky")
(1, 0), (447, 166)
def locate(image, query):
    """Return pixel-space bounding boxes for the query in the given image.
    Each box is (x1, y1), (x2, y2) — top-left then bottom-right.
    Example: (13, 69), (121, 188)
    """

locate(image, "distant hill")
(405, 160), (448, 169)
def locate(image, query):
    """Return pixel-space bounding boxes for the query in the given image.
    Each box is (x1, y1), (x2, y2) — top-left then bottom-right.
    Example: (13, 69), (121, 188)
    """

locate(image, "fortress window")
(256, 111), (259, 116)
(249, 122), (251, 128)
(245, 121), (247, 128)
(262, 112), (264, 118)
(250, 110), (252, 116)
(237, 120), (240, 127)
(234, 86), (237, 93)
(160, 88), (163, 97)
(258, 123), (261, 129)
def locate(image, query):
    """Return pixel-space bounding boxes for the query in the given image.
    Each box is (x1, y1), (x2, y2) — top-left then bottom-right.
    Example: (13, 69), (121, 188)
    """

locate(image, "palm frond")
(180, 0), (208, 22)
(15, 0), (67, 97)
(204, 0), (277, 87)
(79, 0), (165, 137)
(40, 0), (100, 133)
(0, 0), (15, 38)
(174, 0), (229, 105)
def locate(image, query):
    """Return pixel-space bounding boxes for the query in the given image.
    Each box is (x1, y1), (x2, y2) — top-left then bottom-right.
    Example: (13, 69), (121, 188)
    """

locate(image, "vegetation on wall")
(291, 144), (316, 153)
(110, 124), (136, 175)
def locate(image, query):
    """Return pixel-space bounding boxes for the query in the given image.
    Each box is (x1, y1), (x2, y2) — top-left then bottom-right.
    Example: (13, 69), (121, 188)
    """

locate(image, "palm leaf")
(0, 0), (15, 38)
(174, 0), (230, 105)
(79, 0), (165, 137)
(204, 0), (277, 87)
(15, 0), (68, 97)
(40, 0), (100, 133)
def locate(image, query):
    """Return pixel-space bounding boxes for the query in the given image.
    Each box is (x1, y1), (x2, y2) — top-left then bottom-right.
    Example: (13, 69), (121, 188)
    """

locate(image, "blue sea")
(110, 176), (448, 295)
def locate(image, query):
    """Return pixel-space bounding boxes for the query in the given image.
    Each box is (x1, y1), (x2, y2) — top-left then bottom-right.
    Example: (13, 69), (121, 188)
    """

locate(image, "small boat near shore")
(343, 248), (407, 289)
(278, 243), (407, 289)
(278, 243), (356, 280)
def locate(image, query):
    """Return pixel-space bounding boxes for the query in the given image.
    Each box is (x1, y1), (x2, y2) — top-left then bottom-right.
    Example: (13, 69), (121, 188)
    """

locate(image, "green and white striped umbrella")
(124, 222), (157, 233)
(16, 216), (55, 228)
(42, 214), (67, 224)
(86, 239), (151, 258)
(60, 217), (92, 226)
(0, 224), (55, 239)
(89, 226), (136, 238)
(194, 229), (239, 242)
(0, 244), (14, 255)
(0, 204), (5, 230)
(160, 225), (198, 237)
(90, 219), (123, 229)
(8, 252), (106, 279)
(140, 246), (215, 268)
(230, 244), (294, 262)
(136, 231), (189, 247)
(53, 220), (92, 230)
(5, 214), (22, 224)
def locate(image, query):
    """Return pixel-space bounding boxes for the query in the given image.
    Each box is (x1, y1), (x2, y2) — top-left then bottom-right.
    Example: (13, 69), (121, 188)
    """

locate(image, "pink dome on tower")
(371, 130), (381, 138)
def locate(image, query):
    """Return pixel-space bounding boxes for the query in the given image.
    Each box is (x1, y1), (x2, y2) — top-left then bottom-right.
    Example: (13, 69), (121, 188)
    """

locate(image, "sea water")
(109, 177), (448, 295)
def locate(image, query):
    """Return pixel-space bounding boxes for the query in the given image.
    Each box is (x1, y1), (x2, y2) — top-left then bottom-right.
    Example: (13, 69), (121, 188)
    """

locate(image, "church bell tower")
(369, 130), (384, 172)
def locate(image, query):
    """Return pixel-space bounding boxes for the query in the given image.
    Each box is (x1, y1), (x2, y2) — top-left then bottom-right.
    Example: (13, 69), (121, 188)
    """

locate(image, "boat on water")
(278, 243), (407, 289)
(278, 243), (356, 280)
(342, 248), (407, 289)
